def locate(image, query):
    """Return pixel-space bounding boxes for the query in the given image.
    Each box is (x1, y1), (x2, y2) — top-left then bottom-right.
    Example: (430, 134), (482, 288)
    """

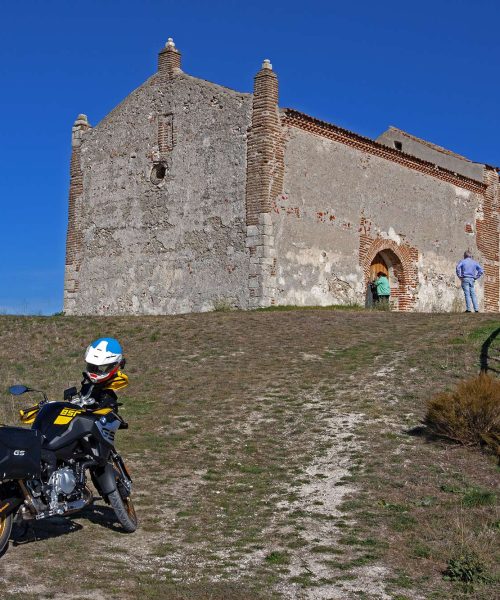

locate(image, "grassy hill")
(0, 311), (498, 600)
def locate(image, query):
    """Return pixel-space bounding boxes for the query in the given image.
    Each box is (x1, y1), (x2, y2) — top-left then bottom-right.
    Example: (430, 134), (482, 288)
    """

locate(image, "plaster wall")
(68, 74), (252, 315)
(377, 129), (484, 182)
(275, 127), (483, 311)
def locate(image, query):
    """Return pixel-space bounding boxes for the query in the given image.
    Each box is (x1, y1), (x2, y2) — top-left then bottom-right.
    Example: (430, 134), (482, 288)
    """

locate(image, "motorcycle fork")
(112, 452), (132, 483)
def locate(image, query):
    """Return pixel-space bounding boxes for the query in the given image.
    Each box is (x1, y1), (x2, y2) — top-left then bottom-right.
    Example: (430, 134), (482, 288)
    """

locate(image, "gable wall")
(376, 129), (485, 181)
(64, 74), (252, 315)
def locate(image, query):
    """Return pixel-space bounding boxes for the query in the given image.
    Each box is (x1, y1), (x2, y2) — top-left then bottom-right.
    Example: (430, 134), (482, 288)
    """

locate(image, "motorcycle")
(0, 384), (137, 555)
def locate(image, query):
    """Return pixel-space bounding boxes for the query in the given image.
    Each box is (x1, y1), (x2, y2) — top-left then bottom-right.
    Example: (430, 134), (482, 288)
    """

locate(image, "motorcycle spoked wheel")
(0, 513), (13, 555)
(108, 470), (137, 533)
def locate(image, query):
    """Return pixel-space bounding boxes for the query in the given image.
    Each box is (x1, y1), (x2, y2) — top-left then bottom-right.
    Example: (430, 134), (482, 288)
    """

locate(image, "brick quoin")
(359, 217), (419, 312)
(65, 148), (83, 268)
(476, 167), (500, 312)
(244, 59), (284, 308)
(64, 114), (91, 304)
(245, 60), (284, 225)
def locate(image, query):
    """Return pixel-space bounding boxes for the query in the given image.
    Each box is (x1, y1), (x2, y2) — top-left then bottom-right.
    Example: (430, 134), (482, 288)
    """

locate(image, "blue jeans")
(461, 277), (478, 312)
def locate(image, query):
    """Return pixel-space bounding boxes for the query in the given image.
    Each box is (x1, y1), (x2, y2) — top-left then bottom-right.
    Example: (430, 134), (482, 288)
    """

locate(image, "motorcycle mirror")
(8, 385), (31, 395)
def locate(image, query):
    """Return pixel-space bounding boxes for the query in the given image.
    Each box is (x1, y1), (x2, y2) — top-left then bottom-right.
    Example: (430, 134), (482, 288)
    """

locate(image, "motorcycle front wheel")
(0, 513), (13, 555)
(108, 475), (137, 533)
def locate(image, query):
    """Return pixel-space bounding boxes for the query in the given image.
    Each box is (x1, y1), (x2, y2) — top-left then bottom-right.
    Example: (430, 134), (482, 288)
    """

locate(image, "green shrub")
(264, 550), (289, 565)
(461, 487), (496, 507)
(424, 374), (500, 456)
(444, 550), (488, 585)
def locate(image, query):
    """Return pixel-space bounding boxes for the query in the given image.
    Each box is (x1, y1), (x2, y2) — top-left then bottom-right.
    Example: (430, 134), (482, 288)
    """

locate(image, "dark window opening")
(394, 141), (403, 151)
(150, 162), (167, 185)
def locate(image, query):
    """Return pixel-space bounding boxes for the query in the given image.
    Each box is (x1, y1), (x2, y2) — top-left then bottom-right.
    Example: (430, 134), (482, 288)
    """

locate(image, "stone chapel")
(64, 39), (500, 314)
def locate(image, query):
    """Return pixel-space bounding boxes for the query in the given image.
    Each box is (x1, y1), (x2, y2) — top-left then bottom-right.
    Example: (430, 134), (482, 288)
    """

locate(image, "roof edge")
(282, 108), (487, 194)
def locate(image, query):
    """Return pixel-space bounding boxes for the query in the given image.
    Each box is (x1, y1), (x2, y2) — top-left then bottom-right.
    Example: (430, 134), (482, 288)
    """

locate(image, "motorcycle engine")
(50, 466), (77, 496)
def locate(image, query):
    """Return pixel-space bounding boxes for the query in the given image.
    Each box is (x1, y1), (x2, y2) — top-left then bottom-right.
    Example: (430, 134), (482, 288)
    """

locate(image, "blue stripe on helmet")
(92, 337), (122, 354)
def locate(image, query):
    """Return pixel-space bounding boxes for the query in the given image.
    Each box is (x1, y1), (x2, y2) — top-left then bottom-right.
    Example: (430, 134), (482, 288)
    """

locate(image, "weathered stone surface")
(66, 72), (252, 315)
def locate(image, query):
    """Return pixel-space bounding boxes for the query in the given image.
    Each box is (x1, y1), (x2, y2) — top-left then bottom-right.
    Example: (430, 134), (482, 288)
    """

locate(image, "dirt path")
(275, 353), (408, 600)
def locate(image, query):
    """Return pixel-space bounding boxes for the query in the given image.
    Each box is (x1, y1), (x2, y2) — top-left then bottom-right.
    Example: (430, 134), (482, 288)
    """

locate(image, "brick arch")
(360, 237), (419, 311)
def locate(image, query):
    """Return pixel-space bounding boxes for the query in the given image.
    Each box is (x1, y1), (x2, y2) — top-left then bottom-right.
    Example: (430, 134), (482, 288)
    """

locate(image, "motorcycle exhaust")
(63, 487), (93, 516)
(23, 486), (94, 521)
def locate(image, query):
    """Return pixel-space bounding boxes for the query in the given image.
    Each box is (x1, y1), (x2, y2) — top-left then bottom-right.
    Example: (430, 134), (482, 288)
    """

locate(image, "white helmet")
(84, 338), (123, 384)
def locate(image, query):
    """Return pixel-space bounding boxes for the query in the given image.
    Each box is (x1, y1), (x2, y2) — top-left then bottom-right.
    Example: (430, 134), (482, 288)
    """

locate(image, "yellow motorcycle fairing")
(17, 371), (128, 424)
(92, 408), (113, 415)
(104, 370), (129, 391)
(19, 405), (40, 425)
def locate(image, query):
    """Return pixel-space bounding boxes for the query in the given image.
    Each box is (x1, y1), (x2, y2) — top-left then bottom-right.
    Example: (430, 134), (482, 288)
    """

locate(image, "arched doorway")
(361, 238), (419, 311)
(367, 249), (405, 308)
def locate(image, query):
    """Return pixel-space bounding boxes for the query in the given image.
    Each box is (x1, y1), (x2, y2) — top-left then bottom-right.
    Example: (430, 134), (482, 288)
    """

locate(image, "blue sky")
(1, 0), (498, 314)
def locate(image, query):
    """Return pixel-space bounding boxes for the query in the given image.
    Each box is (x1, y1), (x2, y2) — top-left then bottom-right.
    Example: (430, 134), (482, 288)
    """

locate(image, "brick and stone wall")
(64, 41), (252, 315)
(245, 60), (284, 308)
(64, 41), (499, 315)
(274, 114), (488, 312)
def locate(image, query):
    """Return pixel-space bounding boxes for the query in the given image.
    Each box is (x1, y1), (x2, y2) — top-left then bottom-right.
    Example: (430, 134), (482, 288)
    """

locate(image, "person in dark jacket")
(456, 251), (484, 312)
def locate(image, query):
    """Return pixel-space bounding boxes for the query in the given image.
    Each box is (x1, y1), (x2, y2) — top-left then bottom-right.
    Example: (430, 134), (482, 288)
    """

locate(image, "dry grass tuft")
(424, 374), (500, 456)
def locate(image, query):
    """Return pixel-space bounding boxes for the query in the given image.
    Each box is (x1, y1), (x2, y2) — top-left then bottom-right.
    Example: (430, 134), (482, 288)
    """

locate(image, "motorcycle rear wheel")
(108, 488), (137, 533)
(0, 513), (13, 555)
